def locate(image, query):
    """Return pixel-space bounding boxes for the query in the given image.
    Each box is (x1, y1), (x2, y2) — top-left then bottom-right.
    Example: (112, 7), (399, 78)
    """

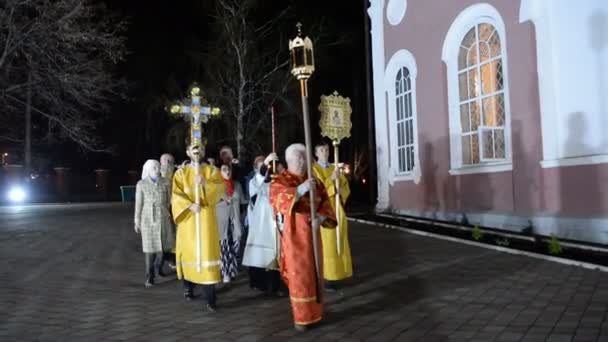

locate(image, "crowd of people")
(133, 141), (353, 331)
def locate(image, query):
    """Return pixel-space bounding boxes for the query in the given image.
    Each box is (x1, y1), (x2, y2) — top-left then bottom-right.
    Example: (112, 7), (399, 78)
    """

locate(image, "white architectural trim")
(386, 0), (407, 26)
(540, 154), (608, 168)
(448, 162), (513, 175)
(521, 1), (608, 164)
(368, 0), (390, 210)
(384, 49), (420, 184)
(388, 208), (608, 245)
(442, 3), (513, 175)
(519, 0), (560, 162)
(389, 172), (414, 185)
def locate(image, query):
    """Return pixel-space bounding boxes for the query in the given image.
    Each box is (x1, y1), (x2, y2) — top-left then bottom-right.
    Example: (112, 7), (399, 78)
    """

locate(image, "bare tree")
(186, 0), (295, 161)
(0, 0), (128, 168)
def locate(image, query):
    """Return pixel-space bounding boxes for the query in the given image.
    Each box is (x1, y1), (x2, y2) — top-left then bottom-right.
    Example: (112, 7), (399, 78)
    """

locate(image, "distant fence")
(0, 165), (139, 203)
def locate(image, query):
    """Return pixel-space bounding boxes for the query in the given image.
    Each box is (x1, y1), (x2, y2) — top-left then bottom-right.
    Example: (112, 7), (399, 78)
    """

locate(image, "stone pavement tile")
(520, 334), (551, 342)
(319, 331), (349, 340)
(336, 336), (365, 342)
(526, 326), (553, 335)
(272, 328), (301, 338)
(351, 326), (385, 340)
(419, 333), (449, 341)
(363, 327), (404, 341)
(446, 330), (476, 340)
(496, 332), (525, 341)
(473, 331), (503, 341)
(579, 317), (604, 328)
(431, 322), (463, 335)
(394, 329), (429, 341)
(553, 323), (581, 334)
(479, 325), (507, 334)
(572, 332), (599, 342)
(2, 206), (608, 341)
(505, 325), (531, 334)
(233, 334), (266, 342)
(545, 334), (575, 342)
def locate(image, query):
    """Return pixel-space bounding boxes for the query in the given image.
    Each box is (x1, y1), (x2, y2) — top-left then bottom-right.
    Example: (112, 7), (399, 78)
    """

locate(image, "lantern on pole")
(289, 23), (315, 81)
(288, 22), (323, 302)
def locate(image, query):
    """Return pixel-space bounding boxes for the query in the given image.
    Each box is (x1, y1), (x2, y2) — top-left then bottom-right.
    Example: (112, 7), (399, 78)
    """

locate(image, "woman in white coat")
(134, 159), (174, 287)
(242, 153), (283, 295)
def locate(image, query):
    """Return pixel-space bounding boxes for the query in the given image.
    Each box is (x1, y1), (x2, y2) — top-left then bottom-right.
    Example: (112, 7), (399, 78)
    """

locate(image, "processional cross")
(168, 84), (221, 272)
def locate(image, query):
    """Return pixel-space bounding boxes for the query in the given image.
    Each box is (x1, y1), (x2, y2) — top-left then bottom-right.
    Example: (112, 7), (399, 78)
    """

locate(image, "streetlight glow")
(7, 186), (26, 203)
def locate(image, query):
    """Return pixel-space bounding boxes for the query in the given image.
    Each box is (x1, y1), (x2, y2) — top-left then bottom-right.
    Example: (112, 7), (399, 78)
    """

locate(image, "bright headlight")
(7, 186), (26, 202)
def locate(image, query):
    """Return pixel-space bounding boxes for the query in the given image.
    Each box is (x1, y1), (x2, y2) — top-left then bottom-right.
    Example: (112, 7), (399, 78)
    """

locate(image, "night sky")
(101, 0), (372, 166)
(5, 0), (375, 201)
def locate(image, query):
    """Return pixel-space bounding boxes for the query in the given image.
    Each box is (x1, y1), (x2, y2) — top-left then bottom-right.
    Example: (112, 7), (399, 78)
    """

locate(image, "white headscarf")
(141, 159), (160, 180)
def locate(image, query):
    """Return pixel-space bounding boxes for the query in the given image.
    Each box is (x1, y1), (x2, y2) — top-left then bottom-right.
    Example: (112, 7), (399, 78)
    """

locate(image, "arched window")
(384, 49), (419, 181)
(395, 67), (415, 173)
(442, 4), (512, 175)
(458, 23), (505, 164)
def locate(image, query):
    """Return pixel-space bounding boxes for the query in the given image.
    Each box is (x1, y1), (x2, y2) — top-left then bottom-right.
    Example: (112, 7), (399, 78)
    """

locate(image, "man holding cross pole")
(172, 143), (224, 312)
(169, 85), (224, 312)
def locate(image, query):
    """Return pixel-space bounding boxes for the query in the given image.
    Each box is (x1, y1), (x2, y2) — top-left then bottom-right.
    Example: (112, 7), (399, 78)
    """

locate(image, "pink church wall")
(381, 0), (608, 221)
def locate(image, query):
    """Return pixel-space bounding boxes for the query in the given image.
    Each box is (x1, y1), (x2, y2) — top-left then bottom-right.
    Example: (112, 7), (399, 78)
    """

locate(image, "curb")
(348, 216), (608, 273)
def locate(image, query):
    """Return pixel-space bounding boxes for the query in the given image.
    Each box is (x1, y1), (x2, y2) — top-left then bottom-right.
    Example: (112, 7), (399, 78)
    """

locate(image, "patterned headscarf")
(141, 159), (160, 180)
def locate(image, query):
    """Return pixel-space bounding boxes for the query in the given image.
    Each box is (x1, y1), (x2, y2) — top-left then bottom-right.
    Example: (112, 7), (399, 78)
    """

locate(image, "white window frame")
(442, 3), (513, 176)
(384, 49), (420, 182)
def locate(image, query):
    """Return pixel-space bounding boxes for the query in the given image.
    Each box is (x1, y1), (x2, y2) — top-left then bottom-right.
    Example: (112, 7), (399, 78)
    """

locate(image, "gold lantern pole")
(289, 23), (323, 302)
(168, 84), (221, 272)
(319, 91), (353, 256)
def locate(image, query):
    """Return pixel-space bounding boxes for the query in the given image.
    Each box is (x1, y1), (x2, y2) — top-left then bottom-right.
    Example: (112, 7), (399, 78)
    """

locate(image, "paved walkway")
(0, 204), (606, 341)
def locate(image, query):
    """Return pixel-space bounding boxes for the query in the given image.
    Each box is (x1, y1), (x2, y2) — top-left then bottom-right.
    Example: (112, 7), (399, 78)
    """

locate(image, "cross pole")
(169, 84), (220, 272)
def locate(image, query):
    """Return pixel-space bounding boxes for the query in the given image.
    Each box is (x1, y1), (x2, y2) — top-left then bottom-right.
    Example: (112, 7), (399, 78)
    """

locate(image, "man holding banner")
(313, 141), (353, 291)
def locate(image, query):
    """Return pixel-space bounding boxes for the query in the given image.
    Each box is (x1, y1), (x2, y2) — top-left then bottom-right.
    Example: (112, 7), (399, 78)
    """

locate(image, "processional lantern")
(288, 22), (323, 302)
(289, 22), (315, 81)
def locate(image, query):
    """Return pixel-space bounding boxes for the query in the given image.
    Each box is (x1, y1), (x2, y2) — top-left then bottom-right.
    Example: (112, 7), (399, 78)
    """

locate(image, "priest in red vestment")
(270, 143), (336, 331)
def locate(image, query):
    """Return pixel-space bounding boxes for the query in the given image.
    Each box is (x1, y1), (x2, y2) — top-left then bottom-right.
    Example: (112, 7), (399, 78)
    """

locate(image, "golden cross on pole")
(170, 84), (221, 153)
(168, 84), (221, 273)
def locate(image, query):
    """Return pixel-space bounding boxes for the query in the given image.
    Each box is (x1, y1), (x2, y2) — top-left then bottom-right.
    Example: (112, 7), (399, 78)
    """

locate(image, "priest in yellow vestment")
(172, 144), (225, 311)
(312, 142), (353, 290)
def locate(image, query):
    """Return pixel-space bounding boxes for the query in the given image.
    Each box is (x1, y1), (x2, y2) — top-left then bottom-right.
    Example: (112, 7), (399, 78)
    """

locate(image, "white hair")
(160, 153), (175, 164)
(285, 143), (307, 162)
(160, 153), (175, 177)
(141, 159), (160, 180)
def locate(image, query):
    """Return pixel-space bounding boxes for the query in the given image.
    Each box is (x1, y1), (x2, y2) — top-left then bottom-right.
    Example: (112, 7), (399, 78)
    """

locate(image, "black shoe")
(158, 270), (167, 278)
(325, 283), (338, 293)
(294, 324), (308, 332)
(206, 304), (217, 313)
(184, 292), (195, 301)
(145, 279), (154, 288)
